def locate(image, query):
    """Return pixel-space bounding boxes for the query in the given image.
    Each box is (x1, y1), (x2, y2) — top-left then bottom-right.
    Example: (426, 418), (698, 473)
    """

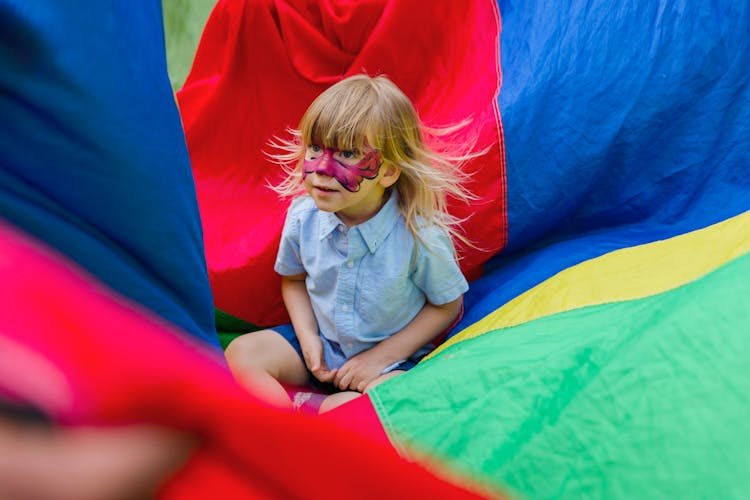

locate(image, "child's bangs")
(304, 101), (380, 153)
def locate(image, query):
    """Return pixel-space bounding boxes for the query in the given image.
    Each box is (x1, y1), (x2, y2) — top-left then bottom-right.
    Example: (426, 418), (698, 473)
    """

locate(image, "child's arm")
(281, 274), (337, 383)
(333, 296), (463, 392)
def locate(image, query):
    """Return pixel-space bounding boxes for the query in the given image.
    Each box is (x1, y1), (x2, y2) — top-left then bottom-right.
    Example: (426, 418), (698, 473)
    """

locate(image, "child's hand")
(333, 350), (387, 392)
(299, 336), (337, 383)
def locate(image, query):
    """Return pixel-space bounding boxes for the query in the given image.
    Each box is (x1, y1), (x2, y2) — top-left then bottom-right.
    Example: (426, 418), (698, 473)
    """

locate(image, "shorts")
(269, 302), (463, 385)
(270, 323), (423, 375)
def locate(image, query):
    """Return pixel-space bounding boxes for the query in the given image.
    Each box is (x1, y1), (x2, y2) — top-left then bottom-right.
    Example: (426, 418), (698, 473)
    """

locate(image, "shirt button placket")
(335, 227), (354, 356)
(339, 258), (355, 351)
(338, 229), (364, 358)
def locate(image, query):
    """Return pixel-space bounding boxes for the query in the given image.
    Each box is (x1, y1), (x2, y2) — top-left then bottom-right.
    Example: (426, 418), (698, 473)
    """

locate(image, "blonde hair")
(270, 74), (477, 251)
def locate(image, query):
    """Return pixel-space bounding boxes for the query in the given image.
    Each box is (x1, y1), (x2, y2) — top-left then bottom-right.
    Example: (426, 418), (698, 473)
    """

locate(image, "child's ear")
(379, 163), (401, 188)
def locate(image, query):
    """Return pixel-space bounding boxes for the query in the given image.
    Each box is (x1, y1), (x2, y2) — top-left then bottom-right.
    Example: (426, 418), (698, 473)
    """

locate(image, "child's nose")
(312, 150), (336, 177)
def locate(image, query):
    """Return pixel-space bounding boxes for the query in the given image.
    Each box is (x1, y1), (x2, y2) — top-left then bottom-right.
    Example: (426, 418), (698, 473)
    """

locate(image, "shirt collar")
(357, 191), (400, 253)
(316, 190), (400, 254)
(318, 209), (342, 240)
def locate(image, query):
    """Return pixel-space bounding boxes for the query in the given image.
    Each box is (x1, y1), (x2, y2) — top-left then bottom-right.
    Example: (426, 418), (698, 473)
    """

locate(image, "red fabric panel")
(0, 222), (490, 498)
(177, 0), (507, 326)
(322, 394), (391, 447)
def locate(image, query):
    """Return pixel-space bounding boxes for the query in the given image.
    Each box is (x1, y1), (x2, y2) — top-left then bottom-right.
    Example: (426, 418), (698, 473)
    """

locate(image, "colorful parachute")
(1, 0), (748, 498)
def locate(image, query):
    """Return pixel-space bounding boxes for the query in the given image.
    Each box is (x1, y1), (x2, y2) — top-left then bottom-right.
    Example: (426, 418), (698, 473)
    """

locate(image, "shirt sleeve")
(411, 225), (469, 305)
(274, 198), (306, 276)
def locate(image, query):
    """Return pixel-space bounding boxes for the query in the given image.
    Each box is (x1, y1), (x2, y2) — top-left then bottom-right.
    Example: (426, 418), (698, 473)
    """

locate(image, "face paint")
(302, 146), (382, 192)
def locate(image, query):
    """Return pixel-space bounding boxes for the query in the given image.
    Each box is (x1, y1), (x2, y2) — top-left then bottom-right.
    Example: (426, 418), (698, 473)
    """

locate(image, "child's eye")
(340, 150), (355, 159)
(310, 144), (322, 153)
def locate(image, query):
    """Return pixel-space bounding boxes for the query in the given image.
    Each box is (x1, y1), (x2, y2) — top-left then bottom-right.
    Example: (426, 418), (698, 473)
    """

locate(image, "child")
(226, 74), (472, 412)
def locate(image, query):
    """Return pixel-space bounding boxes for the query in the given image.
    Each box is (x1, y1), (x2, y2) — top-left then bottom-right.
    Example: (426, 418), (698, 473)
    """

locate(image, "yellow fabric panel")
(427, 210), (750, 360)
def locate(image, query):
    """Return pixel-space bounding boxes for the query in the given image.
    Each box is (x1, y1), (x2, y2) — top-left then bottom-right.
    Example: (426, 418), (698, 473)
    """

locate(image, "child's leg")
(225, 330), (308, 409)
(318, 370), (406, 413)
(318, 391), (360, 413)
(366, 370), (405, 388)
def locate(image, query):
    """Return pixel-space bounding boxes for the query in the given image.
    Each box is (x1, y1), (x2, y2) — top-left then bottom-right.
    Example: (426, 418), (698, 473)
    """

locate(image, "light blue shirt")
(274, 192), (468, 363)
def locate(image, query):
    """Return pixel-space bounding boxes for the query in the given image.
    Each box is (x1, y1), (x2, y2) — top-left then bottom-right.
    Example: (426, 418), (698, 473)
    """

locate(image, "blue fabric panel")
(456, 1), (750, 336)
(497, 0), (750, 251)
(0, 1), (218, 346)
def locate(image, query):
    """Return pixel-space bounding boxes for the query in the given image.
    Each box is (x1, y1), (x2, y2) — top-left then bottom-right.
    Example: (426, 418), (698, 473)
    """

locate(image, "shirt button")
(341, 304), (348, 312)
(338, 225), (345, 232)
(346, 260), (354, 268)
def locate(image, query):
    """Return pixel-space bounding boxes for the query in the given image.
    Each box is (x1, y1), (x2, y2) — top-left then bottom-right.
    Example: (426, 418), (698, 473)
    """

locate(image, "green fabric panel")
(371, 252), (750, 499)
(215, 308), (259, 350)
(162, 0), (215, 91)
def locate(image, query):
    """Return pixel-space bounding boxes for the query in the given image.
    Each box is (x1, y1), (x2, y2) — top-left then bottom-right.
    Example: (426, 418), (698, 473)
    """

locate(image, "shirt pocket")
(356, 272), (415, 327)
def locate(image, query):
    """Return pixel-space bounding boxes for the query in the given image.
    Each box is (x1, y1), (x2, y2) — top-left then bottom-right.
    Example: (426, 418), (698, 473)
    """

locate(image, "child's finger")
(302, 357), (316, 373)
(335, 370), (353, 391)
(310, 359), (323, 375)
(317, 368), (337, 382)
(303, 350), (321, 372)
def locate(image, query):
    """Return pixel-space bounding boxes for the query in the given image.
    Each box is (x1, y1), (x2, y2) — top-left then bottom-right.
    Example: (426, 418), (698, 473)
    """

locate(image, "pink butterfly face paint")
(302, 146), (382, 192)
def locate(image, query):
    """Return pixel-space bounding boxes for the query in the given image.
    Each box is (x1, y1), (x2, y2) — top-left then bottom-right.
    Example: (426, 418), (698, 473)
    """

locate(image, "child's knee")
(225, 330), (275, 369)
(225, 330), (306, 384)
